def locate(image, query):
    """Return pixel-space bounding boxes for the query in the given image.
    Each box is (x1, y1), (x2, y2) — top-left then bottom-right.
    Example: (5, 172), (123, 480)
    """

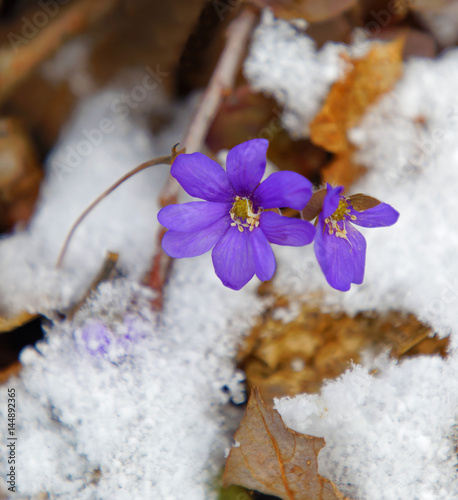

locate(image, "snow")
(0, 273), (258, 499)
(276, 355), (458, 499)
(1, 11), (458, 500)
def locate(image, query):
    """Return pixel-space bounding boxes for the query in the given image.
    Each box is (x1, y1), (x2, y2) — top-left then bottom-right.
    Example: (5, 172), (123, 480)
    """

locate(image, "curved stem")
(56, 153), (175, 268)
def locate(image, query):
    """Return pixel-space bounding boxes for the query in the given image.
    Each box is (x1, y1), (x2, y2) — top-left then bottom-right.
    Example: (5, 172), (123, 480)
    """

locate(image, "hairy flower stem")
(56, 148), (183, 268)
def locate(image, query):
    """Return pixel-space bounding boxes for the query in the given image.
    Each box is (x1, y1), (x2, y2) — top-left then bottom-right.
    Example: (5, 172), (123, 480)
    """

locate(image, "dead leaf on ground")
(310, 37), (404, 153)
(223, 387), (349, 500)
(239, 301), (448, 404)
(0, 361), (21, 385)
(0, 311), (38, 333)
(0, 0), (122, 105)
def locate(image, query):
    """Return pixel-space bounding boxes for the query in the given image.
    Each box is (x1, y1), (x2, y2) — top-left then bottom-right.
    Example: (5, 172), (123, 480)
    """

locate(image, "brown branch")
(146, 7), (259, 306)
(159, 6), (258, 206)
(0, 0), (121, 105)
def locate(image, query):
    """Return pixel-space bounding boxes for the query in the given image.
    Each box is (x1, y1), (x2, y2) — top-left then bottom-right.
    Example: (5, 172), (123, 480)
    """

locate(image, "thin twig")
(64, 251), (119, 320)
(159, 7), (259, 205)
(147, 7), (259, 305)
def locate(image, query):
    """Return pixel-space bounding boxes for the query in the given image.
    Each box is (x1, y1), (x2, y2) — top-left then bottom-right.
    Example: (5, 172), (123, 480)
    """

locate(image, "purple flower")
(81, 321), (112, 356)
(314, 183), (399, 291)
(158, 139), (315, 290)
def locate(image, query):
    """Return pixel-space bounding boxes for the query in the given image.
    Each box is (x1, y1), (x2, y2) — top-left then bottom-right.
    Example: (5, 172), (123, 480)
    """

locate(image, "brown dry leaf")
(0, 311), (37, 333)
(89, 0), (208, 88)
(239, 302), (448, 404)
(223, 387), (348, 500)
(0, 361), (21, 385)
(409, 0), (451, 11)
(310, 37), (404, 153)
(246, 0), (357, 23)
(206, 86), (279, 152)
(4, 0), (208, 151)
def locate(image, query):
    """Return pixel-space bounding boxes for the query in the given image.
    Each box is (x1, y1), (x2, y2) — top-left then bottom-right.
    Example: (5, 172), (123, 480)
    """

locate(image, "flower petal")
(171, 152), (235, 202)
(249, 228), (276, 282)
(162, 216), (230, 258)
(260, 211), (315, 246)
(211, 226), (255, 290)
(226, 139), (268, 197)
(254, 171), (313, 210)
(314, 218), (366, 291)
(346, 222), (366, 284)
(158, 201), (231, 232)
(350, 202), (400, 228)
(322, 184), (344, 219)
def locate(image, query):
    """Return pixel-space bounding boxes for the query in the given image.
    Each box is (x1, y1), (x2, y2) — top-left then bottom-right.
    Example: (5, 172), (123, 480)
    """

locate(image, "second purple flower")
(313, 184), (400, 291)
(158, 139), (315, 290)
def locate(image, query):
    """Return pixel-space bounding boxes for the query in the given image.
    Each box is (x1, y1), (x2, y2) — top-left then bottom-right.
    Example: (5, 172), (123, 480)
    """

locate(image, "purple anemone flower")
(158, 139), (315, 290)
(314, 183), (399, 291)
(80, 321), (112, 356)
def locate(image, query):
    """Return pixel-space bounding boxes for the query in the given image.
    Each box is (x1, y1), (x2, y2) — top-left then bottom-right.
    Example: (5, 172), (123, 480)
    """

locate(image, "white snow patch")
(276, 354), (458, 499)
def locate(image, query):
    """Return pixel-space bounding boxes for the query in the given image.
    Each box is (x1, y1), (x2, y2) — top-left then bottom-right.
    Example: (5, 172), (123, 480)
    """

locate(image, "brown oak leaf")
(310, 37), (404, 153)
(223, 387), (348, 499)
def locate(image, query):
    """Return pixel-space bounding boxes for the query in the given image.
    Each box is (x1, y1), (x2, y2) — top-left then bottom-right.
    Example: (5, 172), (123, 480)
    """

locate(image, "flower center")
(332, 198), (350, 221)
(230, 196), (261, 233)
(324, 197), (356, 239)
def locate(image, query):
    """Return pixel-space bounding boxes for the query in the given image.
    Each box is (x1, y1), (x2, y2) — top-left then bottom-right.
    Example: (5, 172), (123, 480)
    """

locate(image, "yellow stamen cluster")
(230, 196), (261, 233)
(324, 197), (356, 239)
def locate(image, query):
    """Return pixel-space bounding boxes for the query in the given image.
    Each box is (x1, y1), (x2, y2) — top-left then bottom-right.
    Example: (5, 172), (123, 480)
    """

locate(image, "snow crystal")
(0, 273), (261, 499)
(276, 354), (458, 499)
(0, 84), (169, 316)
